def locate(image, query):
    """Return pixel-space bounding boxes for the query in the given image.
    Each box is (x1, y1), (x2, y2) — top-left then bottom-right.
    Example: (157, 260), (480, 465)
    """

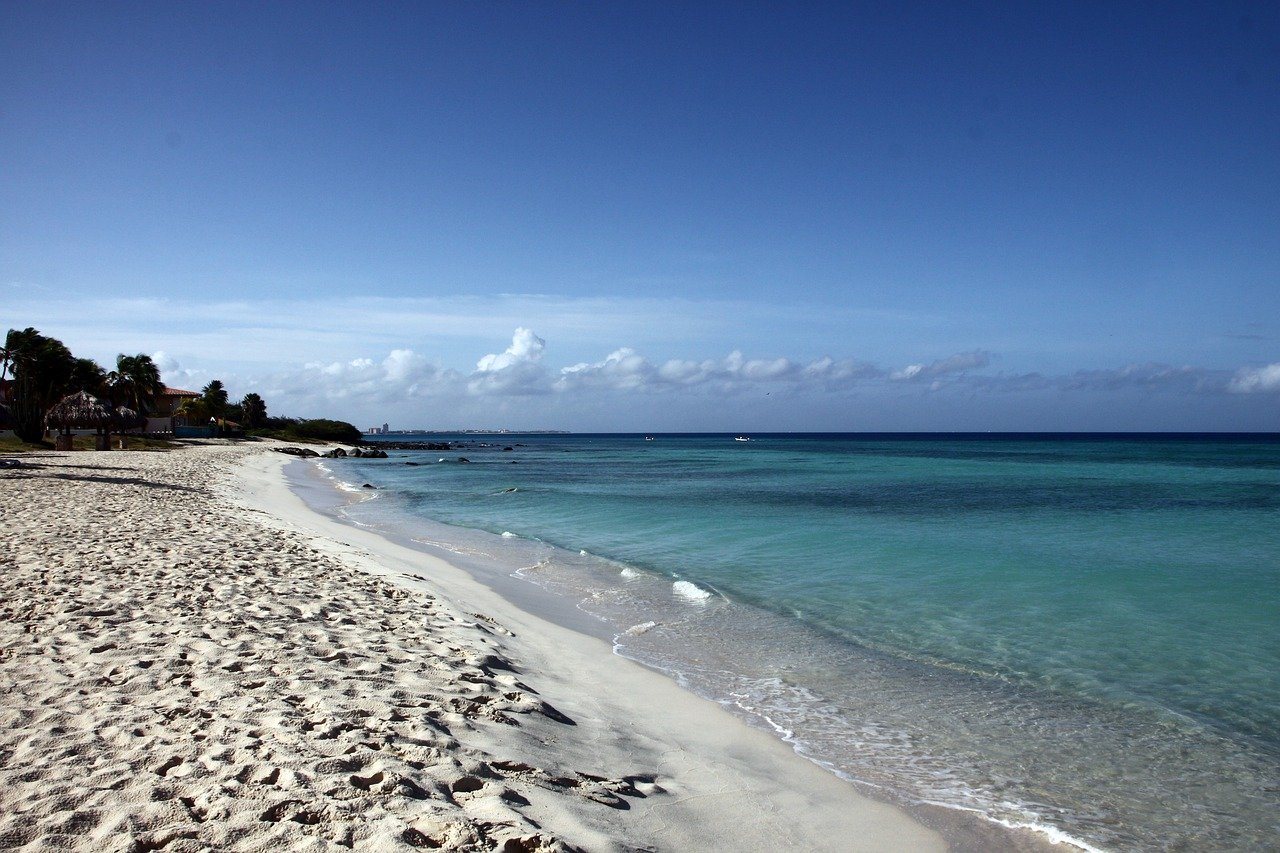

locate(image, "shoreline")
(280, 450), (1070, 853)
(241, 449), (966, 850)
(1, 442), (991, 851)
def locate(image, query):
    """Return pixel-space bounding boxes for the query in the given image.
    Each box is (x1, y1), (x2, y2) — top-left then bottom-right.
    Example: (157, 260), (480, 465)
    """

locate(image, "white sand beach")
(0, 442), (955, 852)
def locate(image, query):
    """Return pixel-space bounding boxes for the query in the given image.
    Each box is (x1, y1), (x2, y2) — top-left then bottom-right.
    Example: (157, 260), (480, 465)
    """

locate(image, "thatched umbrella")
(45, 390), (114, 450)
(112, 406), (147, 432)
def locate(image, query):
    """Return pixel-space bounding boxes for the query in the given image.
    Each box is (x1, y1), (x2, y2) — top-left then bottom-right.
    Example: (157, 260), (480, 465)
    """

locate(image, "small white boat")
(734, 436), (750, 442)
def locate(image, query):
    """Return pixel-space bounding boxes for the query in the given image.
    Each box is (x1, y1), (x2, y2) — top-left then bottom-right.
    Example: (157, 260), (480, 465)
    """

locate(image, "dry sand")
(0, 443), (948, 851)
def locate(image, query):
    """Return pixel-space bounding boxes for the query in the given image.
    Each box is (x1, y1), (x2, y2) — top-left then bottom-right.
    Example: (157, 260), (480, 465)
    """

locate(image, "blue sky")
(3, 2), (1277, 430)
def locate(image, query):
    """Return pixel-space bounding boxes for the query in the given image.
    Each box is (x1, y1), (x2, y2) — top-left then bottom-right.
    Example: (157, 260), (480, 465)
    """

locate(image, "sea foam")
(673, 580), (713, 602)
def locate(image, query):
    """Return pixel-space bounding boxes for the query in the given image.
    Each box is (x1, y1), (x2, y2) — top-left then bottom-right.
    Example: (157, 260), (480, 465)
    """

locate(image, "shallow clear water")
(327, 433), (1280, 851)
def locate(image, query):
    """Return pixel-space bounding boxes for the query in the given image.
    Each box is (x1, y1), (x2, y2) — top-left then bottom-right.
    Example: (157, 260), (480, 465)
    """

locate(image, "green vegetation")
(2, 330), (176, 445)
(201, 379), (228, 420)
(108, 353), (165, 413)
(70, 358), (108, 397)
(3, 328), (77, 443)
(0, 434), (53, 453)
(240, 392), (267, 429)
(175, 396), (211, 425)
(2, 325), (337, 452)
(249, 417), (362, 444)
(0, 433), (181, 453)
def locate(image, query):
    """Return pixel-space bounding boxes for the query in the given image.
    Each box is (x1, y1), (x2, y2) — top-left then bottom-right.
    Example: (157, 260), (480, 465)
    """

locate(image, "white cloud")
(558, 348), (654, 391)
(892, 364), (924, 381)
(151, 350), (181, 374)
(467, 361), (548, 396)
(268, 350), (456, 409)
(475, 327), (546, 372)
(469, 328), (549, 396)
(382, 349), (434, 388)
(1063, 363), (1228, 394)
(802, 357), (883, 387)
(1229, 363), (1280, 394)
(891, 350), (991, 382)
(556, 347), (884, 395)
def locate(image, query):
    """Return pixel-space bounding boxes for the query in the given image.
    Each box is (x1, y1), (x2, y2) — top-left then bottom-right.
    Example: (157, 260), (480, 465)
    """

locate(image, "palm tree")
(4, 327), (76, 442)
(69, 358), (107, 397)
(240, 392), (267, 429)
(0, 335), (14, 406)
(0, 337), (14, 384)
(107, 353), (164, 415)
(201, 380), (228, 420)
(174, 396), (210, 426)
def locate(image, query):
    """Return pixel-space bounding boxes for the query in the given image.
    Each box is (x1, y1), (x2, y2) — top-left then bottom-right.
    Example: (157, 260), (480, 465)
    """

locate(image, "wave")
(314, 460), (376, 495)
(672, 580), (713, 602)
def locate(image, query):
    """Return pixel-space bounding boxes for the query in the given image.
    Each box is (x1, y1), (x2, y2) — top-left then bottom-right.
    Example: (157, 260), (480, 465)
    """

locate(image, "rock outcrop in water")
(273, 446), (389, 459)
(274, 446), (320, 458)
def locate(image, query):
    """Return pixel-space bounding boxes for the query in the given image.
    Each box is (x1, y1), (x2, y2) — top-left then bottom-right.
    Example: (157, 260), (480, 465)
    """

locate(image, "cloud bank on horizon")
(149, 326), (1280, 432)
(6, 291), (1277, 431)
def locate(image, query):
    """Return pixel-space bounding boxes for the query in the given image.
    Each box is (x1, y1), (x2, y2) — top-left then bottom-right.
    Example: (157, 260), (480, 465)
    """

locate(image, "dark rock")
(502, 446), (514, 452)
(360, 441), (451, 451)
(275, 446), (322, 458)
(362, 483), (377, 489)
(457, 457), (470, 463)
(404, 462), (420, 466)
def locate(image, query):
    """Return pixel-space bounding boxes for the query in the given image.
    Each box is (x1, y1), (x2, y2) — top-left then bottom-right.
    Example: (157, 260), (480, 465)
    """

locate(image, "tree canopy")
(175, 396), (210, 424)
(3, 327), (77, 442)
(108, 353), (164, 414)
(201, 380), (229, 419)
(290, 418), (362, 443)
(240, 392), (267, 428)
(70, 358), (107, 397)
(2, 325), (302, 447)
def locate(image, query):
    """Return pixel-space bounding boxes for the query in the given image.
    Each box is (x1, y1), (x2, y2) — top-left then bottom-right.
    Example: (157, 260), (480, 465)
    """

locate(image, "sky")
(3, 1), (1278, 431)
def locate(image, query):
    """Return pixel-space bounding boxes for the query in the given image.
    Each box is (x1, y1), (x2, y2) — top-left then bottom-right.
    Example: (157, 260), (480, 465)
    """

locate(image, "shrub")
(288, 418), (362, 444)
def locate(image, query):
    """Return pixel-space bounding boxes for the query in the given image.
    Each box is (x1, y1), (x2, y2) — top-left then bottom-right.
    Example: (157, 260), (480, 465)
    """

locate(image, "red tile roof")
(161, 387), (201, 397)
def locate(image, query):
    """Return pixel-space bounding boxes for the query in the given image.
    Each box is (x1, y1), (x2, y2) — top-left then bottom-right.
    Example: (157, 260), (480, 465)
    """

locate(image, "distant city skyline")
(4, 3), (1277, 430)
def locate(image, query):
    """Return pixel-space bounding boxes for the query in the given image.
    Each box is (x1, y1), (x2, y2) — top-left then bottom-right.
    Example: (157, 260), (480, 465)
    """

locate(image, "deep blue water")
(324, 433), (1279, 851)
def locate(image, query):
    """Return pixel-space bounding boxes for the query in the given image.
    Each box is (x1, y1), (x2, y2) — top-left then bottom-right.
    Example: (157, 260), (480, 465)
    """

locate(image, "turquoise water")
(328, 433), (1279, 851)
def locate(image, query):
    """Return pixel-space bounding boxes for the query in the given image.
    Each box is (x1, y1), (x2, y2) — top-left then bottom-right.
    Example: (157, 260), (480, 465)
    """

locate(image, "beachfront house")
(146, 386), (201, 434)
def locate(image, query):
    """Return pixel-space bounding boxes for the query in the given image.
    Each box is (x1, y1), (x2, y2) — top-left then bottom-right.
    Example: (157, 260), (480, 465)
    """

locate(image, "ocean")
(308, 433), (1279, 851)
